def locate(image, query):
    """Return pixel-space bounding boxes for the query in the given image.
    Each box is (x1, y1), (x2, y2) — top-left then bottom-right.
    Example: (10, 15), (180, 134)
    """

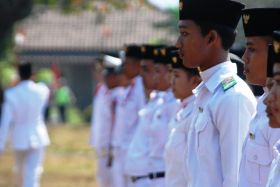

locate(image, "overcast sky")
(147, 0), (179, 10)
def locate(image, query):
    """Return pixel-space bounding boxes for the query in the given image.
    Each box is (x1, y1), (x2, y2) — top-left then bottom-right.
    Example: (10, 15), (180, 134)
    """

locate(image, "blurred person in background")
(89, 55), (122, 187)
(146, 47), (179, 187)
(124, 44), (159, 187)
(54, 77), (76, 124)
(0, 62), (50, 187)
(111, 45), (146, 187)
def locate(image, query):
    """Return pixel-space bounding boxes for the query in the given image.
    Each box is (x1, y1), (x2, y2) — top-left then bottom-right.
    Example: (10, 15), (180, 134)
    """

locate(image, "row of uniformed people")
(176, 1), (280, 187)
(90, 43), (201, 187)
(89, 1), (280, 187)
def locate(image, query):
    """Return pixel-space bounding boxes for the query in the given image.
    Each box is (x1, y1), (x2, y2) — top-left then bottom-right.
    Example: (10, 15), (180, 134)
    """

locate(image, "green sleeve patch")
(222, 76), (237, 91)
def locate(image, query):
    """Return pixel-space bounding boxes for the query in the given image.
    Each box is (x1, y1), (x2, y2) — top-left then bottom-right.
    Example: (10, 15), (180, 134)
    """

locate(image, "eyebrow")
(246, 41), (254, 46)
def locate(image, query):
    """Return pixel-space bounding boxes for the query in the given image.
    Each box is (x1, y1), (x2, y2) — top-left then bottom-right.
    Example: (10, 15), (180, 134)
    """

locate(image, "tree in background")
(0, 0), (33, 59)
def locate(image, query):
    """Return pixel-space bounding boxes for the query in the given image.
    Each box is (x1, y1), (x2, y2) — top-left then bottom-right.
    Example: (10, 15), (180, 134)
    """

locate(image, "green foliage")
(36, 68), (54, 85)
(0, 64), (17, 88)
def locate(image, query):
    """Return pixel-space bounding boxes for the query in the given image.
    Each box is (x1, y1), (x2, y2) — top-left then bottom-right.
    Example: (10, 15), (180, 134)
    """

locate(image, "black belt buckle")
(148, 172), (165, 180)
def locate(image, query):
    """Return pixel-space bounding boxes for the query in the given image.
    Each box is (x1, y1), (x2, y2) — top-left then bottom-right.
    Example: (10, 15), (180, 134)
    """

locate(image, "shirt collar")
(263, 87), (269, 94)
(181, 94), (195, 108)
(19, 80), (34, 86)
(199, 61), (237, 93)
(273, 140), (280, 159)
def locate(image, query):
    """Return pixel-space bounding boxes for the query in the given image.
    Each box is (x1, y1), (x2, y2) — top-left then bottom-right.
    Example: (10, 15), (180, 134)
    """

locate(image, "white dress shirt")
(164, 95), (195, 187)
(124, 91), (160, 176)
(239, 90), (280, 187)
(112, 76), (146, 150)
(148, 89), (179, 172)
(186, 61), (257, 187)
(0, 80), (50, 150)
(89, 84), (117, 150)
(266, 140), (280, 187)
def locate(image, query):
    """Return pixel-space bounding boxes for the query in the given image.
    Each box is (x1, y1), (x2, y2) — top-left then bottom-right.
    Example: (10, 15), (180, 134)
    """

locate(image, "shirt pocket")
(245, 143), (272, 184)
(194, 114), (209, 152)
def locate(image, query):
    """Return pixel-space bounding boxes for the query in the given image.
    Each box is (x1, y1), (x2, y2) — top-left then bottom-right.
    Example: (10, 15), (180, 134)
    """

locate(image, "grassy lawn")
(0, 125), (97, 187)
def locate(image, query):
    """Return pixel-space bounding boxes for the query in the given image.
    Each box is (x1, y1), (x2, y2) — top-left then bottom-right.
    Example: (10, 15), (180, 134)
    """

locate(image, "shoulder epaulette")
(221, 76), (237, 91)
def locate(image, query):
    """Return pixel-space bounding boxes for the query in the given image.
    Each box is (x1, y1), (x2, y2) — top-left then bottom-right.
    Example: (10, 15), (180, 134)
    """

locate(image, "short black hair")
(18, 62), (32, 80)
(194, 20), (237, 50)
(184, 68), (200, 78)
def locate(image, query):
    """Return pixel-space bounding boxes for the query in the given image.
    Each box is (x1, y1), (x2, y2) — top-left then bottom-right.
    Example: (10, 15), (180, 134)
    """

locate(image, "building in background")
(15, 5), (177, 110)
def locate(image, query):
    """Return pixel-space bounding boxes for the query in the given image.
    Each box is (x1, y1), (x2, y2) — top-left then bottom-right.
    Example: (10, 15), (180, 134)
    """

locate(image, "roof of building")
(17, 6), (177, 51)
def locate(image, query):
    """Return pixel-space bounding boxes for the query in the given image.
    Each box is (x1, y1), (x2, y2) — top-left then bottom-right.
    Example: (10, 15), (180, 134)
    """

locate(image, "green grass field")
(0, 125), (98, 187)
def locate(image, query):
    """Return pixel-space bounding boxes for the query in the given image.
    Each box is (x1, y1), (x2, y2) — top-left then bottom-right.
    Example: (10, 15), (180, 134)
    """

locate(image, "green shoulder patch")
(222, 76), (237, 91)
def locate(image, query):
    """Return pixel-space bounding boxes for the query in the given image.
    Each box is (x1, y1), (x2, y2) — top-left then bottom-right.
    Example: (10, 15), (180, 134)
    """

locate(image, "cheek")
(172, 77), (178, 87)
(173, 78), (182, 90)
(153, 72), (159, 82)
(249, 53), (265, 68)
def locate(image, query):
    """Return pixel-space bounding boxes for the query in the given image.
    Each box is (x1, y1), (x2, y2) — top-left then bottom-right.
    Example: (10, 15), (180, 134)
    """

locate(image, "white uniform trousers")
(112, 147), (129, 187)
(13, 147), (45, 187)
(127, 178), (150, 187)
(95, 148), (113, 187)
(149, 178), (165, 187)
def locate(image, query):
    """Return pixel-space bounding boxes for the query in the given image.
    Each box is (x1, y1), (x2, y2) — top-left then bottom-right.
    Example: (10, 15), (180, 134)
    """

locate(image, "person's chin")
(183, 61), (197, 68)
(268, 113), (280, 128)
(245, 76), (255, 85)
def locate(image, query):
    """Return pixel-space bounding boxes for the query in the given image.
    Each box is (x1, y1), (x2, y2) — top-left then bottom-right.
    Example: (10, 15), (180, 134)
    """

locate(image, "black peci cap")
(140, 44), (165, 61)
(179, 0), (245, 30)
(124, 44), (142, 59)
(170, 49), (199, 76)
(242, 8), (280, 37)
(153, 46), (176, 65)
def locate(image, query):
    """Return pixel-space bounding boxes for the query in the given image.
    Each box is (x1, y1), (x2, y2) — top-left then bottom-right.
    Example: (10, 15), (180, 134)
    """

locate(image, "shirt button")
(253, 155), (258, 160)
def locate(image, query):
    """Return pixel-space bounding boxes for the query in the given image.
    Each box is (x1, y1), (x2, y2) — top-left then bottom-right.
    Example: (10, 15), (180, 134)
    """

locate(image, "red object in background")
(51, 64), (61, 89)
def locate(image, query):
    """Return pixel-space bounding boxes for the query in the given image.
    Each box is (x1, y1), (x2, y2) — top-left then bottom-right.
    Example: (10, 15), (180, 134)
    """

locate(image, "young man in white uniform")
(0, 63), (50, 187)
(239, 8), (280, 187)
(147, 47), (179, 187)
(164, 51), (200, 187)
(264, 31), (280, 187)
(125, 44), (160, 187)
(176, 0), (256, 186)
(111, 45), (146, 187)
(89, 55), (122, 187)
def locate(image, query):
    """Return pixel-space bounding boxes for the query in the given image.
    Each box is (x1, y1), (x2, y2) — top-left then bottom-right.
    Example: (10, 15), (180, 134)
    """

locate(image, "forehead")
(155, 63), (167, 69)
(125, 57), (138, 63)
(178, 20), (199, 30)
(141, 59), (154, 66)
(246, 36), (268, 46)
(173, 68), (182, 72)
